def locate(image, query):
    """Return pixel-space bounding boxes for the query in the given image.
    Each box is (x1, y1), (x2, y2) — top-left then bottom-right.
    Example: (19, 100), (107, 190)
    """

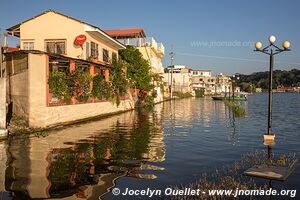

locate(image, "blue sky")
(1, 0), (300, 75)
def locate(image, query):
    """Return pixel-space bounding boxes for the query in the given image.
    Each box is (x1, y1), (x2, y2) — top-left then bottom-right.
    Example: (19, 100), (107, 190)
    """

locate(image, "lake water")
(0, 93), (299, 199)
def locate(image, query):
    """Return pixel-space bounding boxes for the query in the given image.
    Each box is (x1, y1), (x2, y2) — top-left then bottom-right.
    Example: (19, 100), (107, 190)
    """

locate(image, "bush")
(223, 100), (246, 116)
(48, 70), (72, 101)
(195, 89), (205, 97)
(91, 76), (111, 99)
(173, 91), (193, 98)
(69, 68), (93, 102)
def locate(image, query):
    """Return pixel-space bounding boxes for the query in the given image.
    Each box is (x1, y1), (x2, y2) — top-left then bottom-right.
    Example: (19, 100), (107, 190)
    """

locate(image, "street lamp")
(254, 35), (291, 158)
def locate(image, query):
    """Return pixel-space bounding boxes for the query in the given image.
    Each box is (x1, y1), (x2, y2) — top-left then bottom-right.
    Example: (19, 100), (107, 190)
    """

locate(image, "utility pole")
(169, 51), (175, 99)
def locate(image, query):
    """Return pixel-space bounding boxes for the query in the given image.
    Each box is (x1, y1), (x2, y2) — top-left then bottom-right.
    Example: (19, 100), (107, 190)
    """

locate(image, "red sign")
(74, 35), (87, 45)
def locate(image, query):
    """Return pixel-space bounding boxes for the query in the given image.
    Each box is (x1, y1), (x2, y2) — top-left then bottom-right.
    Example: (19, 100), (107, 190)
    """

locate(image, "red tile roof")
(5, 47), (20, 52)
(105, 28), (146, 39)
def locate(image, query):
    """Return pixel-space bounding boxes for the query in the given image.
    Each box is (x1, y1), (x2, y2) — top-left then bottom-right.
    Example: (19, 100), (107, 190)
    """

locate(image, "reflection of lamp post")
(169, 51), (175, 99)
(231, 75), (239, 101)
(254, 35), (291, 157)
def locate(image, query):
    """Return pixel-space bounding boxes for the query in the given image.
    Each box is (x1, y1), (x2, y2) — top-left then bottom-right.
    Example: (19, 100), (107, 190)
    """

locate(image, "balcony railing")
(118, 37), (165, 55)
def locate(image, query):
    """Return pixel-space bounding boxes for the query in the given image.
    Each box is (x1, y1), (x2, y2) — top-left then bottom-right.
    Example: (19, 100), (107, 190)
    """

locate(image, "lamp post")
(254, 35), (291, 158)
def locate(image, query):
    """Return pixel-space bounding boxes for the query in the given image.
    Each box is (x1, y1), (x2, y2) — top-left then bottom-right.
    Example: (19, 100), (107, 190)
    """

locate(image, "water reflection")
(2, 95), (297, 200)
(3, 106), (165, 199)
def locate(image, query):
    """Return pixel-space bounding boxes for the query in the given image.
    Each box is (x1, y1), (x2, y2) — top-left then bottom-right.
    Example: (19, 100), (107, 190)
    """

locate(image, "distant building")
(276, 85), (300, 93)
(191, 69), (212, 77)
(191, 71), (234, 95)
(215, 73), (231, 94)
(162, 65), (192, 93)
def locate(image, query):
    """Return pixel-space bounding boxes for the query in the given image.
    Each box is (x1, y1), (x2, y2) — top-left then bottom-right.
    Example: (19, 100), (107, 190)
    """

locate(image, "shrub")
(173, 91), (193, 98)
(48, 70), (72, 101)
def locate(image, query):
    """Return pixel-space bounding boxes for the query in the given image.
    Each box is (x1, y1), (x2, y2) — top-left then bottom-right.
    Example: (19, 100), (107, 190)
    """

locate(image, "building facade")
(163, 65), (193, 94)
(3, 10), (136, 128)
(105, 28), (165, 102)
(6, 10), (125, 63)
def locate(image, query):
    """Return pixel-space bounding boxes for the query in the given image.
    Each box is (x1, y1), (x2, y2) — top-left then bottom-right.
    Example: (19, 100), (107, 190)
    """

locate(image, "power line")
(176, 52), (300, 65)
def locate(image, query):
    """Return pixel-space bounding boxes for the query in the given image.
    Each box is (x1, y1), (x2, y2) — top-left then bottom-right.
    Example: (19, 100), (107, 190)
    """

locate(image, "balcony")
(157, 43), (165, 55)
(118, 37), (165, 56)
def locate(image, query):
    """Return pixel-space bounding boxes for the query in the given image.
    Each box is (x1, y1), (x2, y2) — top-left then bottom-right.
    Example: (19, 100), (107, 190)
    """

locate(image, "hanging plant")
(69, 68), (93, 102)
(48, 70), (72, 101)
(109, 57), (129, 106)
(92, 76), (111, 99)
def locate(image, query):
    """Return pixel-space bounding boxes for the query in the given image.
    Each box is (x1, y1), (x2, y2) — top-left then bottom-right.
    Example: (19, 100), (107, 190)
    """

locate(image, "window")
(199, 78), (203, 82)
(45, 40), (66, 54)
(91, 42), (99, 58)
(23, 42), (34, 50)
(103, 49), (109, 62)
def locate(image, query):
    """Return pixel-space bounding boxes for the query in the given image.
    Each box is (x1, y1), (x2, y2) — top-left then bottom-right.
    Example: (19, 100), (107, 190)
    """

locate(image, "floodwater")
(0, 93), (299, 199)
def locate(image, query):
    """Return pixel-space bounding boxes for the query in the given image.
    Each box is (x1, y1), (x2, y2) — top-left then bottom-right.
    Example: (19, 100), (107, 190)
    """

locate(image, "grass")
(170, 150), (297, 200)
(172, 92), (193, 98)
(223, 100), (246, 117)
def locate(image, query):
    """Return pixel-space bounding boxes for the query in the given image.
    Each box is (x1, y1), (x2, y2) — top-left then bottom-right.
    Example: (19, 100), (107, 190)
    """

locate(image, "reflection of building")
(162, 65), (193, 93)
(4, 110), (165, 199)
(0, 142), (7, 192)
(105, 28), (165, 103)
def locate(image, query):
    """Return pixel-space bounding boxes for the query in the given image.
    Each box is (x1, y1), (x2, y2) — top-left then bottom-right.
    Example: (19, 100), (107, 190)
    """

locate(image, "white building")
(162, 65), (192, 93)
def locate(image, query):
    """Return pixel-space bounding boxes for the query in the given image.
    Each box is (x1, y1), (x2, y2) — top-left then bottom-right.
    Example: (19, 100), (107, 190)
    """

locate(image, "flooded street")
(0, 93), (300, 199)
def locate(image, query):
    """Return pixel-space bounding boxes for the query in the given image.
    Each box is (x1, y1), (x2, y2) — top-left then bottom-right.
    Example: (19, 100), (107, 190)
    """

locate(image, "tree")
(237, 68), (300, 90)
(118, 46), (153, 92)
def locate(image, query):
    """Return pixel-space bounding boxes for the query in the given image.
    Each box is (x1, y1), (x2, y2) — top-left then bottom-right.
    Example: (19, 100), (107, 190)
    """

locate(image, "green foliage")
(173, 91), (193, 98)
(145, 95), (155, 110)
(119, 46), (153, 92)
(91, 76), (111, 99)
(109, 57), (129, 106)
(48, 70), (72, 101)
(69, 68), (93, 102)
(223, 100), (246, 117)
(195, 89), (205, 97)
(237, 68), (300, 91)
(160, 83), (165, 93)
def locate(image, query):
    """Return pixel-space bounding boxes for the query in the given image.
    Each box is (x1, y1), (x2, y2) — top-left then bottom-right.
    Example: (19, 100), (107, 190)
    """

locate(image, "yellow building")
(6, 10), (125, 62)
(3, 10), (135, 128)
(105, 28), (165, 74)
(105, 28), (165, 102)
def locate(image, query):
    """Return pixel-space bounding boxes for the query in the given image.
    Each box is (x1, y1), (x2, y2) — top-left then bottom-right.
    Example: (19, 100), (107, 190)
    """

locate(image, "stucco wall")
(27, 53), (134, 128)
(9, 71), (29, 121)
(137, 47), (164, 74)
